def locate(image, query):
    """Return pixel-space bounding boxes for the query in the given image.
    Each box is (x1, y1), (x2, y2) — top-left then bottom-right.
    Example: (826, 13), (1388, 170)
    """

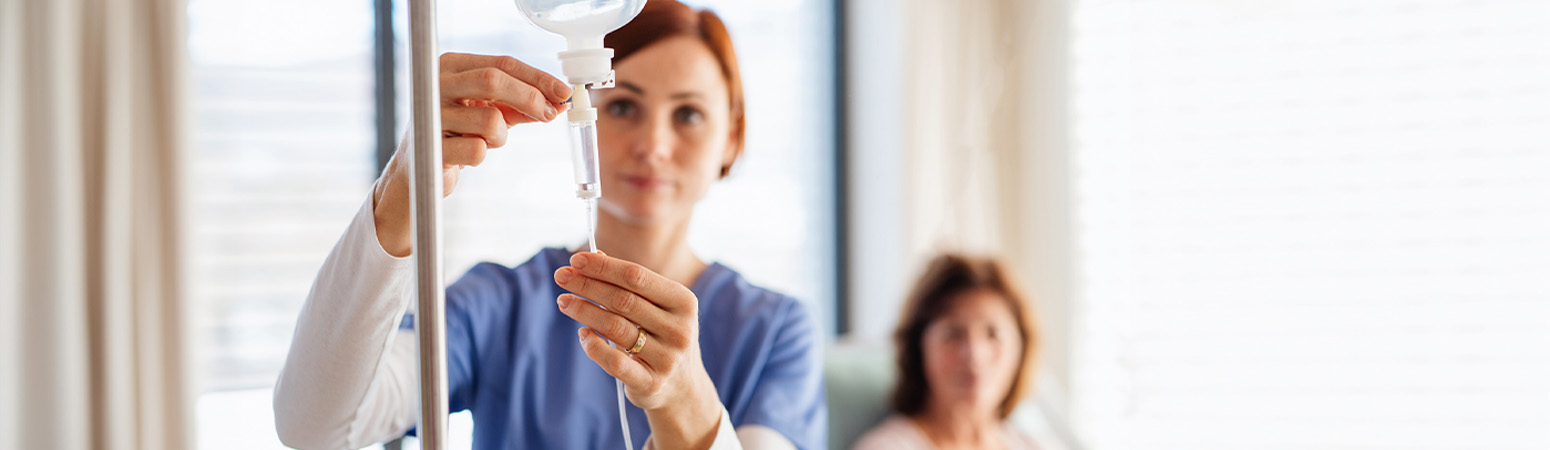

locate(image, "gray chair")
(823, 339), (898, 450)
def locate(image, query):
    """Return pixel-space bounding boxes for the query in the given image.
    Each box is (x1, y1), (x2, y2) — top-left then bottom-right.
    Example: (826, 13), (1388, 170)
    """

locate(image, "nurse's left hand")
(553, 252), (722, 450)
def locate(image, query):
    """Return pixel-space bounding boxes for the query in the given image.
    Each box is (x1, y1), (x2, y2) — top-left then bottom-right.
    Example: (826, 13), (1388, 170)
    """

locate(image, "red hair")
(606, 0), (745, 177)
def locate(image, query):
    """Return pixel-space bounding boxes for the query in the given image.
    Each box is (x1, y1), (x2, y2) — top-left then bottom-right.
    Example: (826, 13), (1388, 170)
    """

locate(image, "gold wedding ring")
(626, 328), (647, 355)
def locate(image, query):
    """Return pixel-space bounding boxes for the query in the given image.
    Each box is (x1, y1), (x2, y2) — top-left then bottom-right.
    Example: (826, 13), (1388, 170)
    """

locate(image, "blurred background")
(3, 0), (1549, 449)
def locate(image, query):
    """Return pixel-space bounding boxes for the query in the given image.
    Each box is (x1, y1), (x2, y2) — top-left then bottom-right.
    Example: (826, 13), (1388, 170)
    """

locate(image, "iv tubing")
(617, 378), (633, 450)
(574, 88), (631, 450)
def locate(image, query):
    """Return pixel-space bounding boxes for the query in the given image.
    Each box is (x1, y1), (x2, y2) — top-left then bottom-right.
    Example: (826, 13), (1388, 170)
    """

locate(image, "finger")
(439, 53), (572, 104)
(578, 327), (654, 387)
(441, 105), (508, 149)
(491, 101), (569, 127)
(465, 99), (556, 120)
(557, 293), (675, 359)
(462, 100), (558, 127)
(441, 68), (558, 124)
(553, 268), (680, 338)
(569, 253), (697, 313)
(442, 136), (488, 167)
(441, 166), (460, 197)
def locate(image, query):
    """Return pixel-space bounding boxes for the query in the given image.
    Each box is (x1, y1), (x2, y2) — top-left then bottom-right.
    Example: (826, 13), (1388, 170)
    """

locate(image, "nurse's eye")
(673, 106), (704, 125)
(605, 99), (638, 118)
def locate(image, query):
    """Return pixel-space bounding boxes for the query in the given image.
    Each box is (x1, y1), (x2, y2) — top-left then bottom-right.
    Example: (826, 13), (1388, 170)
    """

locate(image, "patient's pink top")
(852, 414), (1043, 450)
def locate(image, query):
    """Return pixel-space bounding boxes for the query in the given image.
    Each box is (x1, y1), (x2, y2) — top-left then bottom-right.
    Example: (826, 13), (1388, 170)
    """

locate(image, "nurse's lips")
(624, 175), (669, 191)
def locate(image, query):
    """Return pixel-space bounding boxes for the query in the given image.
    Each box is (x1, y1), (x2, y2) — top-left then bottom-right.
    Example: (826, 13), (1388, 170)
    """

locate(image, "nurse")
(271, 1), (826, 449)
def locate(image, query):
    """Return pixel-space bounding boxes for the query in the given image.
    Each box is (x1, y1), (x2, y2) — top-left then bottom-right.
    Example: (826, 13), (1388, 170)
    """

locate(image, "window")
(1067, 0), (1550, 448)
(189, 0), (838, 447)
(188, 0), (378, 448)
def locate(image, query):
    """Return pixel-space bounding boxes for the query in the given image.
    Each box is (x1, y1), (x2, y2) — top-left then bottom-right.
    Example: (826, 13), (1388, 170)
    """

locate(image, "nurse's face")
(593, 35), (738, 226)
(920, 289), (1024, 416)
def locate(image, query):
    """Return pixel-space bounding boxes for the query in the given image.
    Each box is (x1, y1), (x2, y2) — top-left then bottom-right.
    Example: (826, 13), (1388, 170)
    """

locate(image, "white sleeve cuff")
(705, 406), (741, 450)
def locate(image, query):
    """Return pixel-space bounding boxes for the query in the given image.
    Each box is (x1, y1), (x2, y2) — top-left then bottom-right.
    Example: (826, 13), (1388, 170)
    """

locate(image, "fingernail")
(570, 253), (588, 269)
(557, 294), (571, 309)
(545, 104), (557, 120)
(578, 328), (589, 343)
(555, 268), (573, 284)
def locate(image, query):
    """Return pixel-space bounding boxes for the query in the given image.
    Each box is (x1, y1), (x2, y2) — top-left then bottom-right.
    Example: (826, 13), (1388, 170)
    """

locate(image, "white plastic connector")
(558, 47), (615, 86)
(568, 85), (598, 123)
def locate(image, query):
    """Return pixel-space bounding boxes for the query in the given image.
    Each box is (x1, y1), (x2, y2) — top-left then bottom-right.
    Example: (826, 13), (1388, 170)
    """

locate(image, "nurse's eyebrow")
(615, 82), (703, 100)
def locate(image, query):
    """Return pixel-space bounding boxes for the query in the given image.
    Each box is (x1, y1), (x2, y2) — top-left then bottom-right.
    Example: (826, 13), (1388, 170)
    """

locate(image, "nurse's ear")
(718, 108), (744, 179)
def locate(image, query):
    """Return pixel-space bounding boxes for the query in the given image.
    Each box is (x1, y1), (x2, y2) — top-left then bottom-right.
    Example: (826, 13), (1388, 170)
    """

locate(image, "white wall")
(842, 0), (911, 341)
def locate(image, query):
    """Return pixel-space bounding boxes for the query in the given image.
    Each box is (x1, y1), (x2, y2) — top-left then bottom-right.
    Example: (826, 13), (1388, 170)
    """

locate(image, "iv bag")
(514, 0), (646, 49)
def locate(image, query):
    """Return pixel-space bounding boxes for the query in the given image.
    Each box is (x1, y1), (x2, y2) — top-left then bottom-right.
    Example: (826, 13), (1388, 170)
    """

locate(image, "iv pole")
(409, 0), (449, 448)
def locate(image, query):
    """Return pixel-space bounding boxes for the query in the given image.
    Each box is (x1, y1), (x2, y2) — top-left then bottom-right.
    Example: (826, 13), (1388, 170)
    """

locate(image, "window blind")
(188, 0), (377, 392)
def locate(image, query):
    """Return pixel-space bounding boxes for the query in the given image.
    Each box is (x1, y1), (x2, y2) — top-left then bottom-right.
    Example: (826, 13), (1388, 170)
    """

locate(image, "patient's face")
(593, 35), (736, 227)
(921, 289), (1023, 415)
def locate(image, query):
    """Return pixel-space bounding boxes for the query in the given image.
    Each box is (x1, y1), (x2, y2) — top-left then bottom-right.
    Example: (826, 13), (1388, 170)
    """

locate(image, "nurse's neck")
(582, 207), (707, 289)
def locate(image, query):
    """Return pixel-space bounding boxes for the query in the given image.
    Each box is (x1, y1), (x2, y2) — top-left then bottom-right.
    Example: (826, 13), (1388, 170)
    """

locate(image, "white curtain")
(0, 0), (193, 449)
(897, 0), (1071, 390)
(903, 0), (1024, 254)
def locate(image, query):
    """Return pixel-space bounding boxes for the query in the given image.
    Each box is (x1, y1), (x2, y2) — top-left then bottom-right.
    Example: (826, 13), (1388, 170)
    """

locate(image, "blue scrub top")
(401, 248), (827, 450)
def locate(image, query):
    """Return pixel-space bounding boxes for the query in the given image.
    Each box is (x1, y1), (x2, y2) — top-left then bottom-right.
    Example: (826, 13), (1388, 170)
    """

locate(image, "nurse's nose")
(630, 114), (673, 163)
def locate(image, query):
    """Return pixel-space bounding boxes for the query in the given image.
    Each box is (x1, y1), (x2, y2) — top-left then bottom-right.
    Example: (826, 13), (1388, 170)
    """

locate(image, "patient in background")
(854, 254), (1044, 450)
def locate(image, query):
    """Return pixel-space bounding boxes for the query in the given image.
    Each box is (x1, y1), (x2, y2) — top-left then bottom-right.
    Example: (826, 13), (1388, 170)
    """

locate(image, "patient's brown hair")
(890, 254), (1039, 419)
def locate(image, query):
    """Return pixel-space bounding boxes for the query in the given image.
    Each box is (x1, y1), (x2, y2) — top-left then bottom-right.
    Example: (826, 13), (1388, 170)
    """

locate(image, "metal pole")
(408, 0), (449, 448)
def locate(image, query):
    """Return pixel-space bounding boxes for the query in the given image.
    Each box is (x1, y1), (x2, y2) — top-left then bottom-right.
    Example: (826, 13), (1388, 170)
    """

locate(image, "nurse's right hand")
(371, 52), (573, 257)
